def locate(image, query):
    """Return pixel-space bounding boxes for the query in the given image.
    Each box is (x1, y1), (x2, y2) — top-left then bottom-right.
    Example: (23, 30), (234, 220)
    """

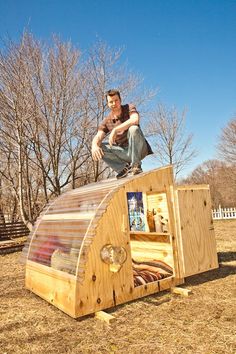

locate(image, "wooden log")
(171, 287), (192, 297)
(95, 311), (116, 324)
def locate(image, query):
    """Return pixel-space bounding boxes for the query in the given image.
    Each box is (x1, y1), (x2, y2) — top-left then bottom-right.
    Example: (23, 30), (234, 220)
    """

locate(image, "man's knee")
(101, 143), (111, 153)
(128, 125), (140, 136)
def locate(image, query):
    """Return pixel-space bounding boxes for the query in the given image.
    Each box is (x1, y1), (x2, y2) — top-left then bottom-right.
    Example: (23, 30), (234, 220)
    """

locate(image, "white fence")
(212, 206), (236, 220)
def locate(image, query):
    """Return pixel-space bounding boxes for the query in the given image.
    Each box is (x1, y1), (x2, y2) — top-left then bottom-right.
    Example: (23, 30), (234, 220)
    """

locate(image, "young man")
(92, 89), (153, 179)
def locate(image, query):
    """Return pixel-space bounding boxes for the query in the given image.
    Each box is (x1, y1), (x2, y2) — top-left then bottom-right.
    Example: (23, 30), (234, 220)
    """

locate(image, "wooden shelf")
(129, 231), (170, 236)
(129, 231), (171, 243)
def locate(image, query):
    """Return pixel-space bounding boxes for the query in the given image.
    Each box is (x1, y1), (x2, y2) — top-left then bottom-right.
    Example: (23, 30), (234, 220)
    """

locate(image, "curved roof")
(22, 177), (129, 278)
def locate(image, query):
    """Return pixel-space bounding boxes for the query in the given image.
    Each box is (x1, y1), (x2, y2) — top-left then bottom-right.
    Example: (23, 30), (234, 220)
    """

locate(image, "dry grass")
(0, 220), (235, 354)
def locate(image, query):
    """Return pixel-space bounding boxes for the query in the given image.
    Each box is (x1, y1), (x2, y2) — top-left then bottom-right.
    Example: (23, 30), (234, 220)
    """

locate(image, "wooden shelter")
(23, 166), (218, 318)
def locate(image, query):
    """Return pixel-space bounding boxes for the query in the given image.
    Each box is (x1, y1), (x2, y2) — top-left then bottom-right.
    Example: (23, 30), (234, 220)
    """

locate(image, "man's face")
(107, 94), (121, 112)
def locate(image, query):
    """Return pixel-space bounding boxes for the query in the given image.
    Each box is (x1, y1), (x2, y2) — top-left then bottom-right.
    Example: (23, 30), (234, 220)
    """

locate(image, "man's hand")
(109, 128), (117, 146)
(91, 131), (105, 161)
(92, 145), (104, 161)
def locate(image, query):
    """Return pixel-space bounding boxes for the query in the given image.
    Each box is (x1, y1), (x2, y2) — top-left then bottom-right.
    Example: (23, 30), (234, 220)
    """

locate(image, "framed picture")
(127, 192), (146, 231)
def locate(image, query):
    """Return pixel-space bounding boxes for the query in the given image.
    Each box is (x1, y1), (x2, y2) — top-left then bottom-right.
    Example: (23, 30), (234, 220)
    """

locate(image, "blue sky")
(0, 0), (235, 177)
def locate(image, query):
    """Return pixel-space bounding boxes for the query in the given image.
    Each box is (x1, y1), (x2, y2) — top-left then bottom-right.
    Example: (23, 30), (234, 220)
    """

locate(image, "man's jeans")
(101, 126), (149, 173)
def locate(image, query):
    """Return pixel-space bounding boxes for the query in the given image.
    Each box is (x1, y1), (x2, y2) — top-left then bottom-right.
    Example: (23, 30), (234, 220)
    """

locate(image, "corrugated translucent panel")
(63, 177), (126, 195)
(23, 177), (127, 276)
(46, 194), (108, 214)
(26, 218), (92, 274)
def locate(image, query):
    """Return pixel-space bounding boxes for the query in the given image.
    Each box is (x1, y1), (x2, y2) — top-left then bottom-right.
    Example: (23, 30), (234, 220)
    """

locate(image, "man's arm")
(92, 130), (106, 161)
(109, 112), (140, 146)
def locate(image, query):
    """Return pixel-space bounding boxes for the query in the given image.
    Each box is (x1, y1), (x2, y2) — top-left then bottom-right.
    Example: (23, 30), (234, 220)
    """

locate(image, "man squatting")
(92, 89), (153, 179)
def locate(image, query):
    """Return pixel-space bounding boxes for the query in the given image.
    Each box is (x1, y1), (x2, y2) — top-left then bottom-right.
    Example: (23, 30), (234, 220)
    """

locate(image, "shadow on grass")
(185, 263), (236, 287)
(218, 251), (236, 263)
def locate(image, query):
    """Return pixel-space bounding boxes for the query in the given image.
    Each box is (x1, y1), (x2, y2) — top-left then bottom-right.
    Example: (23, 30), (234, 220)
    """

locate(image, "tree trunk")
(18, 143), (33, 231)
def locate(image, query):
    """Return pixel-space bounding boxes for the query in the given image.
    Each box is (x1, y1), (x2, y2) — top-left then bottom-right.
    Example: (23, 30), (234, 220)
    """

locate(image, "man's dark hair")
(105, 89), (121, 102)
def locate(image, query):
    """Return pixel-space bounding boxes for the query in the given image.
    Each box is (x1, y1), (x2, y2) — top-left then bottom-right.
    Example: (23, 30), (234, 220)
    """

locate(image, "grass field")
(0, 220), (235, 354)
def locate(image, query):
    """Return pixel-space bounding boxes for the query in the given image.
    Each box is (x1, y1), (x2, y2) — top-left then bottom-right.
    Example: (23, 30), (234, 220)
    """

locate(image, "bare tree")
(145, 104), (197, 177)
(0, 33), (88, 227)
(25, 35), (90, 195)
(217, 117), (236, 164)
(0, 33), (156, 225)
(0, 35), (37, 229)
(181, 159), (236, 207)
(0, 171), (19, 222)
(0, 179), (6, 226)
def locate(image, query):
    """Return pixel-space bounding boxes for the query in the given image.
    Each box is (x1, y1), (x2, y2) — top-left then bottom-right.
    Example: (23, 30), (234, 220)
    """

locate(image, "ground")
(0, 220), (235, 354)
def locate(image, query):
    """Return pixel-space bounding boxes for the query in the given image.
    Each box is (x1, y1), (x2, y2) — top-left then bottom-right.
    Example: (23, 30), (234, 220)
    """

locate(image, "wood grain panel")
(177, 188), (218, 277)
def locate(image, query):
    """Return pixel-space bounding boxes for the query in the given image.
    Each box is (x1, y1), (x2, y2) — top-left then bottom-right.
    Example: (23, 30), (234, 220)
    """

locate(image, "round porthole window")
(100, 244), (127, 272)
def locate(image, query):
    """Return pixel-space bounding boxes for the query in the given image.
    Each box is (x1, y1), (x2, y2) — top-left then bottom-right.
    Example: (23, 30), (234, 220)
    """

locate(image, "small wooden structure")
(23, 166), (218, 318)
(0, 221), (30, 240)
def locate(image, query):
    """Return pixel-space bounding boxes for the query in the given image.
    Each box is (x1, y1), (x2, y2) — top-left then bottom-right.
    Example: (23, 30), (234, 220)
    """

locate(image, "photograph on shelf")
(127, 192), (146, 231)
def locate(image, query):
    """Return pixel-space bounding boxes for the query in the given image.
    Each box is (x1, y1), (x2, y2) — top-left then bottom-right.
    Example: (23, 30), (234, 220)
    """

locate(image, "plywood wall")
(176, 186), (218, 277)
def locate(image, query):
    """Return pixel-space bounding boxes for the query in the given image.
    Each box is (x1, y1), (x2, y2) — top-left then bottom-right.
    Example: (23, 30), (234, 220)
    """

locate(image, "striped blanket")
(132, 259), (173, 287)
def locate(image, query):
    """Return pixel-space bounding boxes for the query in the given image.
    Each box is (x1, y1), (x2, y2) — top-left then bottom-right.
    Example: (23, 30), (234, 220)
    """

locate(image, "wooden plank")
(0, 222), (30, 239)
(95, 311), (116, 324)
(130, 232), (170, 243)
(177, 187), (218, 277)
(26, 260), (76, 281)
(0, 223), (29, 228)
(25, 264), (77, 318)
(0, 228), (29, 233)
(0, 226), (28, 231)
(0, 222), (27, 226)
(172, 189), (185, 279)
(177, 184), (209, 191)
(171, 287), (192, 297)
(0, 231), (28, 237)
(130, 241), (173, 255)
(118, 275), (178, 302)
(159, 276), (176, 291)
(161, 184), (183, 284)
